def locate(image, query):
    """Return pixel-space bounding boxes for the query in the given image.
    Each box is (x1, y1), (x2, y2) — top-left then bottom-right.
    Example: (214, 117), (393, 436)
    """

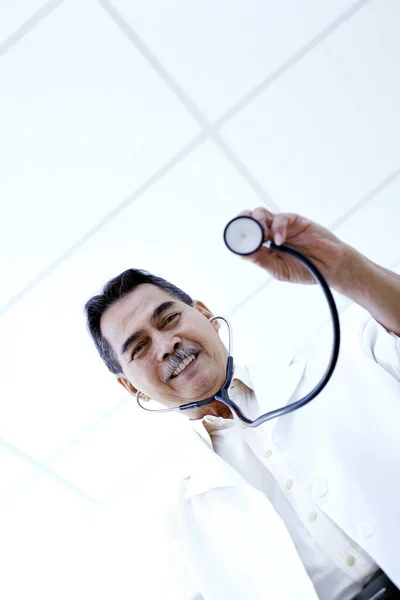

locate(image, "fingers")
(271, 213), (289, 246)
(253, 207), (273, 241)
(234, 208), (300, 247)
(236, 207), (273, 222)
(235, 206), (274, 241)
(251, 206), (274, 226)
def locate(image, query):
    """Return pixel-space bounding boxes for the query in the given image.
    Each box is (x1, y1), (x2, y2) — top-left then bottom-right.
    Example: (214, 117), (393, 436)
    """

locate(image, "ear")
(116, 376), (150, 401)
(192, 299), (221, 332)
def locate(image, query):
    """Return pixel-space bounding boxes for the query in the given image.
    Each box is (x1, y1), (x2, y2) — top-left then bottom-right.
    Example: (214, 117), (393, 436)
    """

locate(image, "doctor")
(85, 207), (400, 600)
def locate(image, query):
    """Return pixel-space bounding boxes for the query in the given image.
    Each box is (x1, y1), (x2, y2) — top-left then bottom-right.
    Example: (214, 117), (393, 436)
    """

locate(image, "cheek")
(127, 362), (148, 389)
(139, 362), (164, 393)
(191, 321), (214, 341)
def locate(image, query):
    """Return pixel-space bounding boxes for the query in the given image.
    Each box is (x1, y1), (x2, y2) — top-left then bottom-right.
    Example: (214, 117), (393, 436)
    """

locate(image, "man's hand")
(236, 207), (349, 287)
(237, 206), (400, 335)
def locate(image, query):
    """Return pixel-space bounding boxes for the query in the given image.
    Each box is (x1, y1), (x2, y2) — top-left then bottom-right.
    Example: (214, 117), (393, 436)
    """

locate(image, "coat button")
(285, 479), (294, 489)
(344, 555), (356, 567)
(264, 449), (272, 458)
(308, 511), (318, 523)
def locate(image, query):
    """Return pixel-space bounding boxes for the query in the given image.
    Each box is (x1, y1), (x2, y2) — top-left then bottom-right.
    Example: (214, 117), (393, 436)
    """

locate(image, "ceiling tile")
(221, 0), (400, 226)
(0, 470), (95, 518)
(57, 141), (271, 313)
(0, 0), (199, 309)
(0, 293), (129, 460)
(230, 279), (348, 366)
(50, 401), (188, 502)
(109, 0), (359, 120)
(334, 172), (400, 268)
(0, 141), (270, 460)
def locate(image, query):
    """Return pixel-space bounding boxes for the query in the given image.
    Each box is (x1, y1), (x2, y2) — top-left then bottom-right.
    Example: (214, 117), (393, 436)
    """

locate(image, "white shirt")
(191, 363), (378, 600)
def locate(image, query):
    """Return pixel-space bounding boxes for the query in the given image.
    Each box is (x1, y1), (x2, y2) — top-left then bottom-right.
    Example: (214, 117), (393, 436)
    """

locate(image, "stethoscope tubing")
(215, 242), (340, 426)
(137, 241), (340, 427)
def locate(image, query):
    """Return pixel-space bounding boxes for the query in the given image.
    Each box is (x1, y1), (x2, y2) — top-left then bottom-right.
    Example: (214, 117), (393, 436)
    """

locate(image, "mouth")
(169, 352), (200, 380)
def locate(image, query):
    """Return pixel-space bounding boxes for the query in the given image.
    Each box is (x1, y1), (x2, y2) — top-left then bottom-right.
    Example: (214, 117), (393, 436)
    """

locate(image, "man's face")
(100, 284), (230, 417)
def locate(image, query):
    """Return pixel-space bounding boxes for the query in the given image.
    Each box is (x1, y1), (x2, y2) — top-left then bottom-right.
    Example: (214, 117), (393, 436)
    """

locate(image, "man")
(85, 207), (400, 600)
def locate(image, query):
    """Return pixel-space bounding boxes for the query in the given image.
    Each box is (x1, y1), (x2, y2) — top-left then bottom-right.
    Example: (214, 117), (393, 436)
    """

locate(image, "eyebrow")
(120, 301), (177, 357)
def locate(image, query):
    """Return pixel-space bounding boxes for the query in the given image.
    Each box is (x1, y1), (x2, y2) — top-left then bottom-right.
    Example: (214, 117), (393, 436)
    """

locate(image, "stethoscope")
(136, 216), (340, 427)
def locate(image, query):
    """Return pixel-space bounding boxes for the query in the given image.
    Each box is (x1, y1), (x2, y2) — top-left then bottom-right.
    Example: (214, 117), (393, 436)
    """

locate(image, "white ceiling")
(1, 0), (400, 597)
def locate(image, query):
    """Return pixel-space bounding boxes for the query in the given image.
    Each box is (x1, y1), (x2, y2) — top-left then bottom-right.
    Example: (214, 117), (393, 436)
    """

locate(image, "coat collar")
(246, 354), (308, 437)
(182, 428), (250, 498)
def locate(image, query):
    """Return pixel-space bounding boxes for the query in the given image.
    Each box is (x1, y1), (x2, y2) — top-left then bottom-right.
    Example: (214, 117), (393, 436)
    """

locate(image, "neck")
(189, 399), (233, 421)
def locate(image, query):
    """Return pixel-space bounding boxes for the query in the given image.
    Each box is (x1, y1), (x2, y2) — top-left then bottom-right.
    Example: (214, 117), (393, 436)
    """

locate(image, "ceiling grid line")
(0, 0), (375, 315)
(213, 0), (371, 130)
(98, 0), (281, 211)
(0, 0), (66, 59)
(0, 426), (189, 506)
(329, 166), (400, 232)
(0, 132), (207, 317)
(0, 438), (101, 506)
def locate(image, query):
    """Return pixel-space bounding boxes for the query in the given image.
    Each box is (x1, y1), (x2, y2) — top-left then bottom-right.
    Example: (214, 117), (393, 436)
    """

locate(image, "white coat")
(164, 313), (400, 600)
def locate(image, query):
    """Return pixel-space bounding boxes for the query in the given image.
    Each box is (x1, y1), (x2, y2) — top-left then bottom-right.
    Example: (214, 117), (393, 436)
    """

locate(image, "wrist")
(332, 246), (400, 335)
(331, 245), (373, 301)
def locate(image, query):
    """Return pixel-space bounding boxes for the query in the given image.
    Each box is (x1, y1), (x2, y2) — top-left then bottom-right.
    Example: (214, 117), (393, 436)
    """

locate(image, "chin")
(198, 373), (224, 399)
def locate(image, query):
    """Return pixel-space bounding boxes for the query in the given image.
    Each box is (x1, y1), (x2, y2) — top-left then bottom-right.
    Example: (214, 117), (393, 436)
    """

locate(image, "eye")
(131, 342), (145, 360)
(164, 313), (179, 326)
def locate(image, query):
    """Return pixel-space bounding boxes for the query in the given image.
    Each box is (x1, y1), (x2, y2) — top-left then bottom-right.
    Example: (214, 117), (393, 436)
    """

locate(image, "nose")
(155, 335), (180, 362)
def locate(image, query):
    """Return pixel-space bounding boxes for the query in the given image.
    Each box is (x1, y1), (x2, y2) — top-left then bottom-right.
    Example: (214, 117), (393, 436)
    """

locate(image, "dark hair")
(84, 269), (194, 375)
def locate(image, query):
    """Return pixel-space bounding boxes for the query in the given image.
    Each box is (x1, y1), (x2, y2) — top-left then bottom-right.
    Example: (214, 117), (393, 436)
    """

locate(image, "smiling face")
(100, 283), (231, 419)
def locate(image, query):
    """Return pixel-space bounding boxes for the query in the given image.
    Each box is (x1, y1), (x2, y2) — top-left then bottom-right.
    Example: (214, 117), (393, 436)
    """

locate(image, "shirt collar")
(231, 362), (253, 391)
(189, 362), (254, 448)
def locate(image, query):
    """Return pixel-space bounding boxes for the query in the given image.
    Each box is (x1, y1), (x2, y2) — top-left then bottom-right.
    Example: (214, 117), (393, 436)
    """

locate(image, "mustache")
(164, 343), (202, 382)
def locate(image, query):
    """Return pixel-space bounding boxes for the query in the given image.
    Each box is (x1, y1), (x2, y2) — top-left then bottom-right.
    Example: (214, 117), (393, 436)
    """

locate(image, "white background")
(1, 0), (400, 598)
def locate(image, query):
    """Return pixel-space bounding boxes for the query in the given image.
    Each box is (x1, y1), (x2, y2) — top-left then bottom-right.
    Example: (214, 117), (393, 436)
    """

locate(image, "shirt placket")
(240, 416), (374, 583)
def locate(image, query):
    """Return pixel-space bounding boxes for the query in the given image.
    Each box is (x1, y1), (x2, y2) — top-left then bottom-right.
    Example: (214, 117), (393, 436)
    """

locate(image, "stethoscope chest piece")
(223, 216), (264, 256)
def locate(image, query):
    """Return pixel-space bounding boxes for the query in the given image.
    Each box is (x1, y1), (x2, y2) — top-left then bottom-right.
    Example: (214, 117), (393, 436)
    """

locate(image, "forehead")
(100, 284), (175, 347)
